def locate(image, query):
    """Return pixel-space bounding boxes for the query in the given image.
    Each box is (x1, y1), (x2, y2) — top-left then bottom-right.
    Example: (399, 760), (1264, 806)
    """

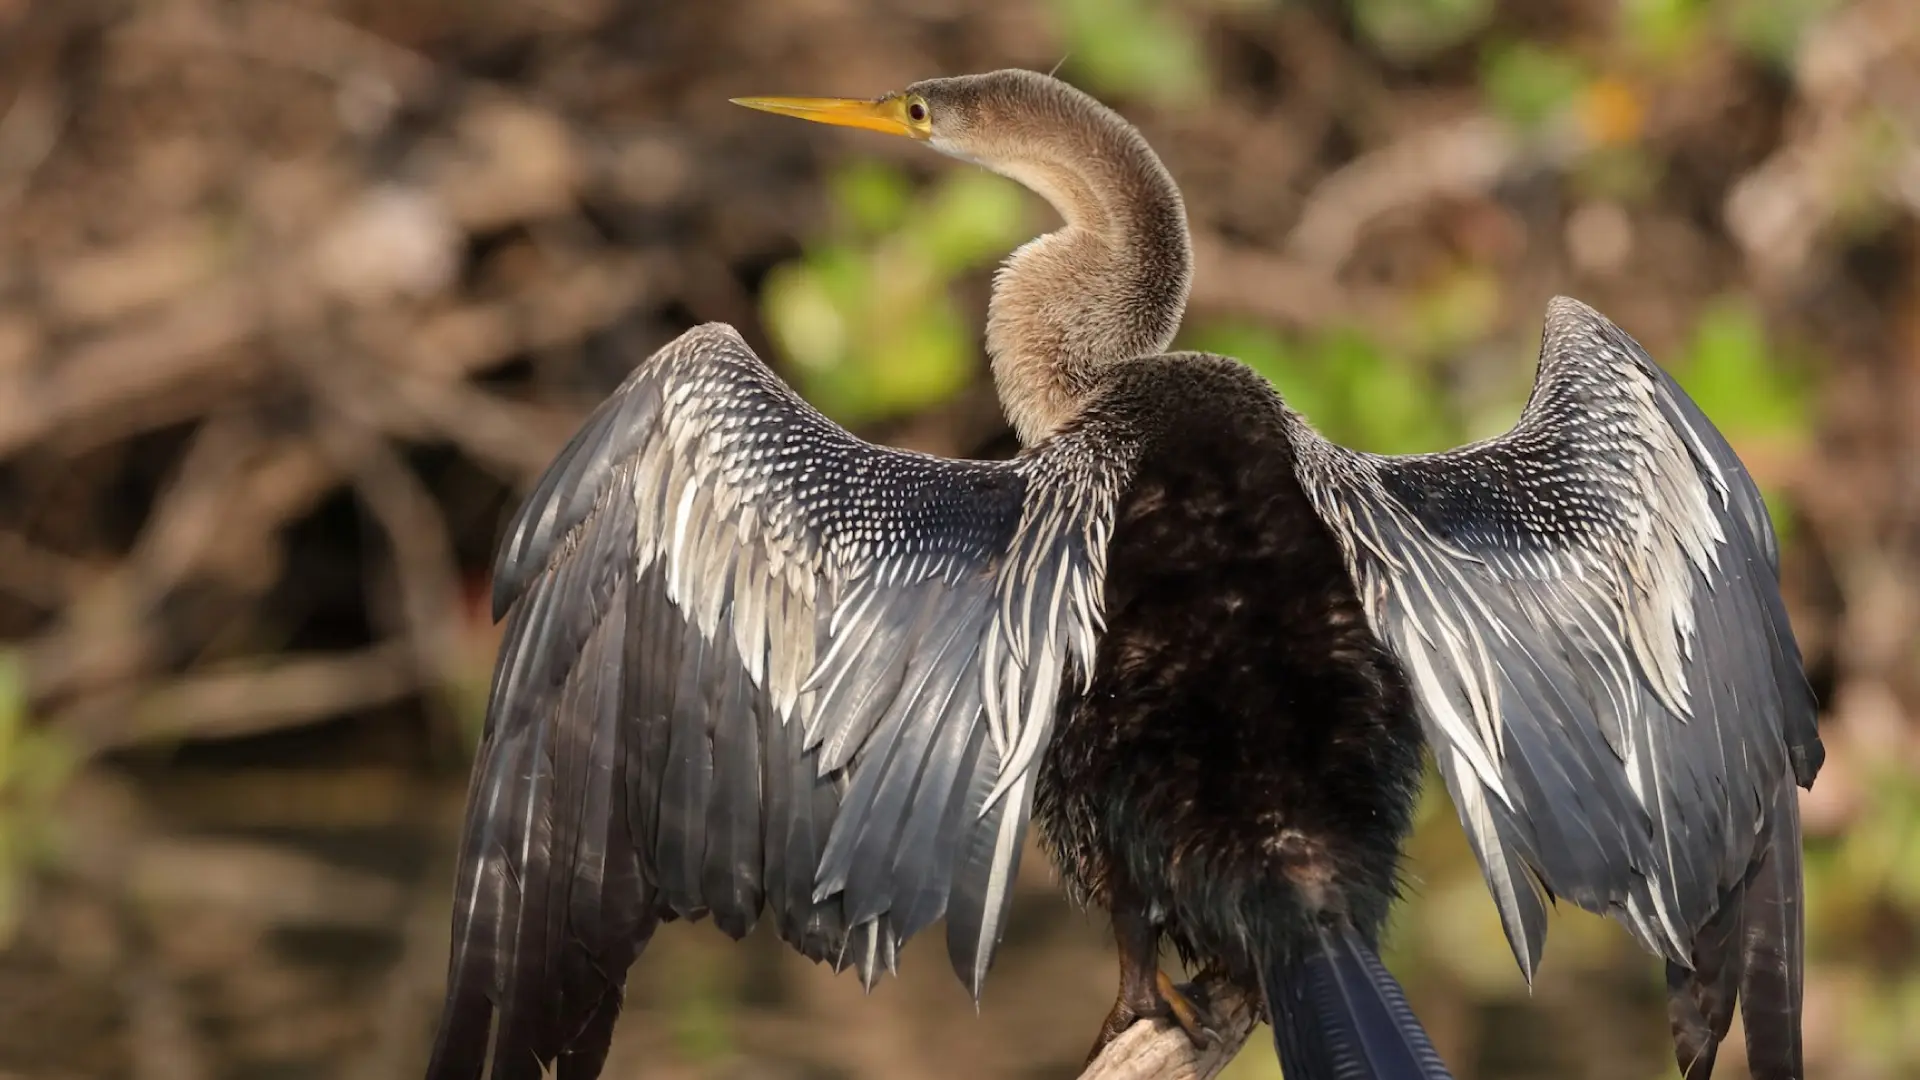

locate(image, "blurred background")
(0, 0), (1916, 1077)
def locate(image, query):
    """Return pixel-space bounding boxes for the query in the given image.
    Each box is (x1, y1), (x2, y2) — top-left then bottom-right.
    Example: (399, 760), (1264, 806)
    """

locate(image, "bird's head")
(732, 69), (1192, 446)
(731, 69), (1101, 174)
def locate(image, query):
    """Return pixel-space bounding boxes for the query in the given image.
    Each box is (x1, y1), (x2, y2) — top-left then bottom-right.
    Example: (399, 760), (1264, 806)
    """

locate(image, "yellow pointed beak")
(730, 95), (920, 139)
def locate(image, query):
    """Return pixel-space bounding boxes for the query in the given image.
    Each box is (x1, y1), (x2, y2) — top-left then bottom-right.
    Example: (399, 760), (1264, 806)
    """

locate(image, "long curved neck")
(982, 104), (1192, 446)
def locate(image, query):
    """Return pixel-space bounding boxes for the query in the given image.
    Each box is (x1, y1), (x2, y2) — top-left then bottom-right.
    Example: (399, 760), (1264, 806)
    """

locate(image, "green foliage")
(1181, 321), (1462, 455)
(669, 965), (736, 1063)
(1183, 269), (1518, 455)
(1662, 297), (1811, 537)
(1410, 267), (1503, 359)
(0, 653), (72, 947)
(1353, 0), (1495, 62)
(1571, 143), (1663, 204)
(1666, 299), (1809, 444)
(1837, 764), (1920, 914)
(1045, 0), (1210, 106)
(1726, 0), (1834, 65)
(832, 161), (914, 237)
(1803, 762), (1920, 1072)
(1479, 40), (1589, 133)
(761, 162), (1032, 426)
(1622, 0), (1710, 62)
(1622, 0), (1833, 68)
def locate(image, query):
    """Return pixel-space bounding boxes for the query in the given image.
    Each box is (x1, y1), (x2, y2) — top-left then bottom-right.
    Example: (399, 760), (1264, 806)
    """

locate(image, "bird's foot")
(1156, 971), (1222, 1047)
(1084, 970), (1221, 1064)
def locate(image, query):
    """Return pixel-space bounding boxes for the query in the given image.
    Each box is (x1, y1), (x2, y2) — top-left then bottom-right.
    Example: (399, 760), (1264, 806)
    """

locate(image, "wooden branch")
(1188, 236), (1361, 329)
(1077, 978), (1258, 1080)
(0, 527), (89, 607)
(1283, 116), (1550, 271)
(296, 357), (466, 690)
(59, 641), (420, 752)
(24, 433), (342, 707)
(0, 270), (277, 460)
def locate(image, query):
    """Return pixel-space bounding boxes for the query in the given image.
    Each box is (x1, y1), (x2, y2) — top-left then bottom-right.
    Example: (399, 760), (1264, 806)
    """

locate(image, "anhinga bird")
(427, 70), (1822, 1080)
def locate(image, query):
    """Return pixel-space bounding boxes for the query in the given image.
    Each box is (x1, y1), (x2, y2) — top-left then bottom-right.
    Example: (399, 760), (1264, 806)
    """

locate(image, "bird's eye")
(907, 100), (928, 122)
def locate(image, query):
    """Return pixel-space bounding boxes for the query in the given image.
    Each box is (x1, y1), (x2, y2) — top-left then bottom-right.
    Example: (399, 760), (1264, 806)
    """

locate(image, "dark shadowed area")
(0, 1), (1916, 1078)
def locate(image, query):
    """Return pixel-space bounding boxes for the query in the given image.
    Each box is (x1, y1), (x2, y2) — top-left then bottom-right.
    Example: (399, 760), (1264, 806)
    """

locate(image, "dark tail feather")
(1739, 780), (1806, 1080)
(1665, 777), (1806, 1080)
(1260, 921), (1455, 1080)
(1666, 881), (1743, 1079)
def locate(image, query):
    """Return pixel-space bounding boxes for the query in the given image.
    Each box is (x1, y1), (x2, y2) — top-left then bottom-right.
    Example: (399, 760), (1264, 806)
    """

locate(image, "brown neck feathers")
(977, 86), (1192, 446)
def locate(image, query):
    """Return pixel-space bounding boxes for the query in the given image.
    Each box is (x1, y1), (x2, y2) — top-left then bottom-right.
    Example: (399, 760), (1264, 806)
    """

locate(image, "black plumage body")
(1039, 355), (1423, 992)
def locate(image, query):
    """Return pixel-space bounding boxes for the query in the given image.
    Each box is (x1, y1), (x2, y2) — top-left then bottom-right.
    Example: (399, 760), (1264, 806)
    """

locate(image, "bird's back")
(1037, 353), (1426, 984)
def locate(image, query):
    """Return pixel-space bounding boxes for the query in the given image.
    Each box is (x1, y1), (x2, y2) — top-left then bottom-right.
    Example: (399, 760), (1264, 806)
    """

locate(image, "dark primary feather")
(427, 323), (1132, 1080)
(1291, 296), (1822, 1072)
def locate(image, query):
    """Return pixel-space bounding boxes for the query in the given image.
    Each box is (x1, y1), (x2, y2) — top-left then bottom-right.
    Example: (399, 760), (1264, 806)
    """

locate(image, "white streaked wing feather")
(1290, 296), (1817, 978)
(466, 322), (1136, 1018)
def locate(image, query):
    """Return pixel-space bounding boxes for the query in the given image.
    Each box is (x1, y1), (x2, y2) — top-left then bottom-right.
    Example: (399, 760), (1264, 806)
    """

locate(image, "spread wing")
(1290, 296), (1823, 984)
(427, 324), (1131, 1080)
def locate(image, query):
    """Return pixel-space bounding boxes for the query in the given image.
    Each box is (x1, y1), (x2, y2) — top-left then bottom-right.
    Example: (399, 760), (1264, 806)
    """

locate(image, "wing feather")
(701, 638), (765, 939)
(429, 323), (1133, 1079)
(1291, 297), (1822, 986)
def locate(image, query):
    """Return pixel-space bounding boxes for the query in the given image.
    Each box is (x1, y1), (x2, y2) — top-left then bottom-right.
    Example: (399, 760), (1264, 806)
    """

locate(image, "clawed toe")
(1156, 970), (1222, 1048)
(1086, 969), (1222, 1064)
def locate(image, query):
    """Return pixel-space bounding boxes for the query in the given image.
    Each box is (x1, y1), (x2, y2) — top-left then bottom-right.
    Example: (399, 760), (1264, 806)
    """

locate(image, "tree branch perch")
(1076, 978), (1258, 1080)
